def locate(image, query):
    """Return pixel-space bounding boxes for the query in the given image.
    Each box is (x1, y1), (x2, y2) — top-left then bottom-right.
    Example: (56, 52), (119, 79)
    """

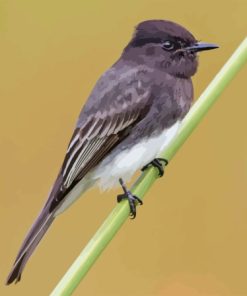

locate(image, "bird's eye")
(162, 40), (174, 50)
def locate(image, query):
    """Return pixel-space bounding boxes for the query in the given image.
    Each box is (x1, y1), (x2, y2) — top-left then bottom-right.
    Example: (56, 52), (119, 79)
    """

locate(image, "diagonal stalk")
(50, 37), (247, 296)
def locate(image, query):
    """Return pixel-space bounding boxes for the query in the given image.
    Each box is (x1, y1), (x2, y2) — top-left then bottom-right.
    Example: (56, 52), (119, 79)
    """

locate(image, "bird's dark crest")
(132, 20), (196, 46)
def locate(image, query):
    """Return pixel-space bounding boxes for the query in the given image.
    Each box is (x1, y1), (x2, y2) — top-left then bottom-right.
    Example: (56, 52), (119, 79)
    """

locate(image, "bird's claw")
(141, 157), (168, 177)
(117, 191), (143, 219)
(117, 178), (143, 219)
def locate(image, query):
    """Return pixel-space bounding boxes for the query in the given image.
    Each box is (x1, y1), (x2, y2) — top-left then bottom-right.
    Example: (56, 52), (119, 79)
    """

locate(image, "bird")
(6, 19), (218, 285)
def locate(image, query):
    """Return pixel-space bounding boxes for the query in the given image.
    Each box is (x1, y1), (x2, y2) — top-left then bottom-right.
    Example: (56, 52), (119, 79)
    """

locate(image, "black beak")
(186, 42), (219, 53)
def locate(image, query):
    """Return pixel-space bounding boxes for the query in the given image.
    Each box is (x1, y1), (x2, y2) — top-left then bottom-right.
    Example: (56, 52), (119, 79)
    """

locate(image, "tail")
(6, 207), (55, 285)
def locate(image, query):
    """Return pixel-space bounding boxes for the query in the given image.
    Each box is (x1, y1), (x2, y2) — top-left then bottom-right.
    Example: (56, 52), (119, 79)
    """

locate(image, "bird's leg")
(141, 158), (168, 177)
(117, 178), (143, 219)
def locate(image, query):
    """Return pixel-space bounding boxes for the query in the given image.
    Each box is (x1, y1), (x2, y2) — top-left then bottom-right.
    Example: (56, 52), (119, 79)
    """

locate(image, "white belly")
(55, 121), (181, 215)
(91, 121), (181, 190)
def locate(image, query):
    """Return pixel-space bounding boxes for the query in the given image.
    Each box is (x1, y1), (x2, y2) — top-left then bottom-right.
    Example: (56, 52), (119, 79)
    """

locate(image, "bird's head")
(123, 20), (218, 78)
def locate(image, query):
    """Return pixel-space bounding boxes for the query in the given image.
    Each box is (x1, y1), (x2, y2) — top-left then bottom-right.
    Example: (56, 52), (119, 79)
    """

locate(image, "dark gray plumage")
(6, 19), (218, 285)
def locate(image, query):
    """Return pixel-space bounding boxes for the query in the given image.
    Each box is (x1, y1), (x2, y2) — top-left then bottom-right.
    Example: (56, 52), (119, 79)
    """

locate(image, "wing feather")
(64, 137), (105, 187)
(48, 67), (153, 212)
(63, 98), (149, 189)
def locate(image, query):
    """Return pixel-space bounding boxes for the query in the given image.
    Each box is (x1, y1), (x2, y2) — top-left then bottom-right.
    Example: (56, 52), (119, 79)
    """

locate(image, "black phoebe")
(6, 19), (218, 284)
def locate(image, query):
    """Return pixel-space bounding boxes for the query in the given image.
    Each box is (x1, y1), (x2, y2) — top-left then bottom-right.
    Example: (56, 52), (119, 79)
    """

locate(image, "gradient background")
(1, 0), (247, 295)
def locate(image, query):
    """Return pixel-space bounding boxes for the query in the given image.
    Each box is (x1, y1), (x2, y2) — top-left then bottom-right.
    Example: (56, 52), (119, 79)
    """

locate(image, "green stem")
(50, 38), (247, 296)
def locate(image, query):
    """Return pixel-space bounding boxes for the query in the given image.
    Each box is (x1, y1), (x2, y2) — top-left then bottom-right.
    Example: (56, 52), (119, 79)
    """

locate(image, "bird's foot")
(117, 178), (143, 219)
(141, 158), (168, 177)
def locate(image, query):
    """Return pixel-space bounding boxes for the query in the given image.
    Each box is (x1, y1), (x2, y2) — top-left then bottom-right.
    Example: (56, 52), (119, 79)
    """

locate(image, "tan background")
(1, 0), (247, 295)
